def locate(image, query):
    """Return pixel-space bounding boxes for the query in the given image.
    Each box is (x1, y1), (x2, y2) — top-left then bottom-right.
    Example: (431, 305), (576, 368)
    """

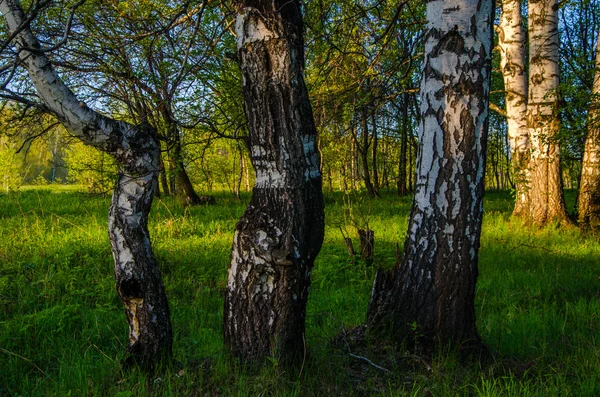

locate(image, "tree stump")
(358, 229), (374, 264)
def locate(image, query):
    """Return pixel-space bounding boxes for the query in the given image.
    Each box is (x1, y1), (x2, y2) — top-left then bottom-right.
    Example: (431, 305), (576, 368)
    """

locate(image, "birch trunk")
(578, 28), (600, 230)
(498, 0), (530, 216)
(367, 0), (492, 348)
(526, 0), (569, 225)
(0, 0), (172, 366)
(223, 0), (324, 364)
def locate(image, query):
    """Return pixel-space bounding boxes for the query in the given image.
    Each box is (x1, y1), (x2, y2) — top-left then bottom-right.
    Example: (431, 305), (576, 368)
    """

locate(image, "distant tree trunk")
(381, 117), (390, 191)
(160, 104), (210, 205)
(371, 110), (380, 195)
(526, 0), (570, 225)
(498, 0), (530, 215)
(236, 144), (243, 199)
(351, 130), (358, 190)
(398, 93), (409, 196)
(491, 144), (500, 189)
(224, 1), (325, 364)
(159, 153), (170, 196)
(578, 28), (600, 230)
(359, 107), (377, 196)
(0, 0), (172, 367)
(367, 0), (492, 349)
(173, 143), (203, 204)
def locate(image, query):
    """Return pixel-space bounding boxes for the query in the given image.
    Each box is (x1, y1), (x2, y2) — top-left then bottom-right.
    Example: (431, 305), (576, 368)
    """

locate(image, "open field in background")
(0, 187), (599, 396)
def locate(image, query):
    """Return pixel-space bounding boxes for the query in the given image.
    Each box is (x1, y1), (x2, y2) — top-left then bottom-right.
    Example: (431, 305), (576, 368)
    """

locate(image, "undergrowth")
(0, 187), (598, 396)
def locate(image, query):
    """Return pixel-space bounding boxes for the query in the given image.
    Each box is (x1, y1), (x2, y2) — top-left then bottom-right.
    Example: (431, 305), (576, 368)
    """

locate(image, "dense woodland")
(1, 0), (600, 395)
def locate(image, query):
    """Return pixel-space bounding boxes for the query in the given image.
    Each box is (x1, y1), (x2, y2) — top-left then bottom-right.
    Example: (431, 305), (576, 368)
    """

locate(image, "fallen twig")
(328, 313), (391, 374)
(349, 353), (390, 373)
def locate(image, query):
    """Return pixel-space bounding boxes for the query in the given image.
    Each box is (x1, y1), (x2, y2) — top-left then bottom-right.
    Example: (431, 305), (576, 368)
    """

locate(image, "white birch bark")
(498, 0), (530, 215)
(0, 0), (172, 366)
(527, 0), (569, 224)
(368, 0), (493, 347)
(578, 27), (600, 229)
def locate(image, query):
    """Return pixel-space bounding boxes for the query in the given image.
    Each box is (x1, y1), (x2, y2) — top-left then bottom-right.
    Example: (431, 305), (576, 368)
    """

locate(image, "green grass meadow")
(1, 187), (599, 396)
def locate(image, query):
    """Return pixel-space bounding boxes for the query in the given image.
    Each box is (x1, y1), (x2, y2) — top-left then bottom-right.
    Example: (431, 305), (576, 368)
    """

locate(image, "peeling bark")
(498, 0), (530, 216)
(367, 0), (492, 349)
(0, 0), (172, 367)
(526, 0), (570, 225)
(223, 1), (324, 364)
(578, 28), (600, 230)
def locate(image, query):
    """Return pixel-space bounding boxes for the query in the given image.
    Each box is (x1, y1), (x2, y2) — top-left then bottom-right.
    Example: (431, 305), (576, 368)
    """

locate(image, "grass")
(0, 186), (599, 396)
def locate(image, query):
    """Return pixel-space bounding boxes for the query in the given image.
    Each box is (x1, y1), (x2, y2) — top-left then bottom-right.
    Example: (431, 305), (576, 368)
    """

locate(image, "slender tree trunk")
(360, 107), (377, 196)
(408, 132), (414, 192)
(578, 28), (600, 230)
(498, 0), (530, 215)
(351, 130), (357, 190)
(236, 145), (243, 199)
(371, 110), (380, 195)
(0, 0), (172, 367)
(367, 0), (492, 349)
(243, 153), (250, 192)
(381, 117), (390, 191)
(398, 93), (409, 196)
(526, 0), (570, 225)
(224, 1), (324, 364)
(158, 150), (170, 197)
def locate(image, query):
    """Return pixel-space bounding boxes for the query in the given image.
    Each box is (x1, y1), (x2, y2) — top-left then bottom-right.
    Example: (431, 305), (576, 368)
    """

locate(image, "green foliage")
(64, 142), (117, 194)
(186, 137), (251, 194)
(0, 138), (21, 192)
(1, 188), (599, 395)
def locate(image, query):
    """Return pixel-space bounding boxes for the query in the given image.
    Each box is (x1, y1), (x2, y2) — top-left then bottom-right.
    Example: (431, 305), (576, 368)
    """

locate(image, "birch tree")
(222, 0), (325, 364)
(498, 0), (530, 216)
(578, 27), (600, 230)
(526, 0), (570, 225)
(0, 0), (172, 367)
(367, 0), (493, 348)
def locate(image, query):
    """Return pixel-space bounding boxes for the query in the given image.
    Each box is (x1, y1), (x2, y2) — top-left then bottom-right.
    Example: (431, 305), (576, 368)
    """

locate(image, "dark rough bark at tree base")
(223, 0), (324, 364)
(365, 0), (493, 352)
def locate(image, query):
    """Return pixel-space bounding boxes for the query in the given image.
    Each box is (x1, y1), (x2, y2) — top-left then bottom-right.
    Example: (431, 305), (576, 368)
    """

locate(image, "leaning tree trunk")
(223, 1), (324, 364)
(526, 0), (569, 225)
(159, 103), (210, 206)
(172, 139), (211, 205)
(498, 0), (530, 216)
(0, 0), (172, 367)
(367, 0), (493, 349)
(578, 27), (600, 230)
